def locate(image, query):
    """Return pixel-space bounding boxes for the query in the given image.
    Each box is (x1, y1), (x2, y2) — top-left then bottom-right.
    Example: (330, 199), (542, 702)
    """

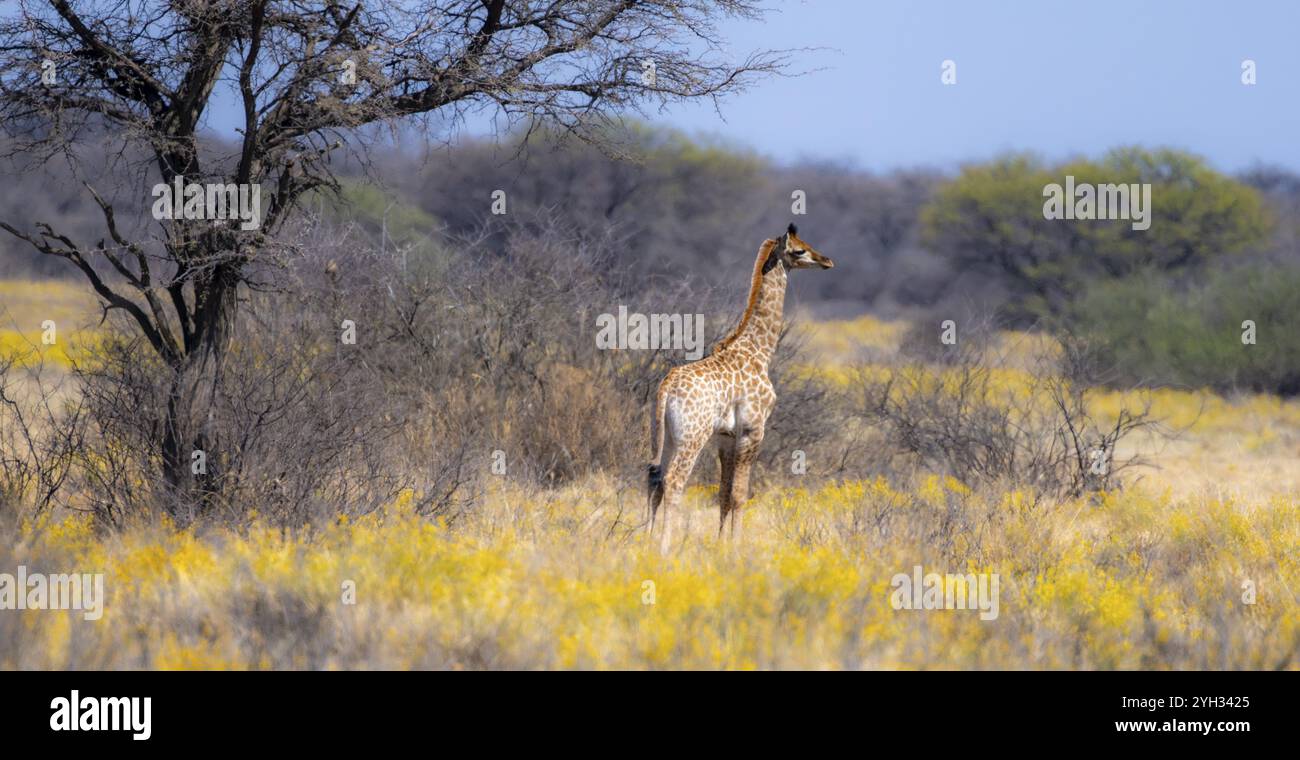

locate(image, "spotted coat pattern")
(647, 225), (833, 551)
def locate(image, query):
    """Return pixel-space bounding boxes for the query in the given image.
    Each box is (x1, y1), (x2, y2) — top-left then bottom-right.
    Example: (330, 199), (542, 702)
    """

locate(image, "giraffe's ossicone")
(647, 224), (834, 552)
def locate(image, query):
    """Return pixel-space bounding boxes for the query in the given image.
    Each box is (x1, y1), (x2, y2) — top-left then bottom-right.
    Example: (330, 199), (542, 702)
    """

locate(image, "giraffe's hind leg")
(716, 434), (737, 539)
(657, 435), (706, 554)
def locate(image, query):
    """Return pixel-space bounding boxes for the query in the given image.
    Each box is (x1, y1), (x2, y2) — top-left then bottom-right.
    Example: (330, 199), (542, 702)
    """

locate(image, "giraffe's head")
(773, 223), (833, 271)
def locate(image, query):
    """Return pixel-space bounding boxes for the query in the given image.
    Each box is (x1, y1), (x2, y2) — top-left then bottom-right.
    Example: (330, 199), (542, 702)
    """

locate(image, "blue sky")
(197, 0), (1299, 173)
(657, 0), (1300, 171)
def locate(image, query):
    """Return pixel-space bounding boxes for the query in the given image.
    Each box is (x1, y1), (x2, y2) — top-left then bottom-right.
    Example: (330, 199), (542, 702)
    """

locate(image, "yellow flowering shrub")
(3, 477), (1294, 670)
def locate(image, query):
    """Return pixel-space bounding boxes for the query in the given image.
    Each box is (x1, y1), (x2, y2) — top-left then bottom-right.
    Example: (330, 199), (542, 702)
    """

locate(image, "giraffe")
(646, 223), (833, 552)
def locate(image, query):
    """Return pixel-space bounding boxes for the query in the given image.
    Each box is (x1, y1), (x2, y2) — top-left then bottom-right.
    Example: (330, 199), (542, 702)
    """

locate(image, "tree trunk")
(159, 264), (239, 523)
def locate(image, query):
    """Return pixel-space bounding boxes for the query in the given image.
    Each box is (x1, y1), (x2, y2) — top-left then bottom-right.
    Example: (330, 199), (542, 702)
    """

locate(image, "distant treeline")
(4, 126), (1296, 314)
(3, 125), (1298, 392)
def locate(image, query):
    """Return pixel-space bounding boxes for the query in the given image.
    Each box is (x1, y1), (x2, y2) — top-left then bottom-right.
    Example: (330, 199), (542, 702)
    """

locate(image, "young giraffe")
(647, 224), (833, 552)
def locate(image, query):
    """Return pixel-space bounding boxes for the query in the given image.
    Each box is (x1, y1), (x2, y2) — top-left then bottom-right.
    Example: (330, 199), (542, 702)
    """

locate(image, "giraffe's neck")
(713, 244), (787, 366)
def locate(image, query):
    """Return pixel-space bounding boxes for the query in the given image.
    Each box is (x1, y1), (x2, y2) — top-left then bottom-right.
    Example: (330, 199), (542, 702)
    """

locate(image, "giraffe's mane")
(712, 238), (778, 354)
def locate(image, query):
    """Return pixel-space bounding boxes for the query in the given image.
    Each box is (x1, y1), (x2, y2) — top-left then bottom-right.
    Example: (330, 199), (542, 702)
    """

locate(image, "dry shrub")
(856, 331), (1160, 500)
(0, 354), (86, 527)
(351, 221), (669, 492)
(71, 293), (409, 529)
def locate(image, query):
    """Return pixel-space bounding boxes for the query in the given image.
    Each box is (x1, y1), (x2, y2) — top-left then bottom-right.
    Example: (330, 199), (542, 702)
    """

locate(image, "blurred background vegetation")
(4, 124), (1293, 396)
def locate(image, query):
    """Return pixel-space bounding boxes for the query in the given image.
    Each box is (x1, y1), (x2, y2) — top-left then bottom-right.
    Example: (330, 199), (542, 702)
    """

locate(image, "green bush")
(922, 149), (1271, 324)
(1068, 264), (1300, 395)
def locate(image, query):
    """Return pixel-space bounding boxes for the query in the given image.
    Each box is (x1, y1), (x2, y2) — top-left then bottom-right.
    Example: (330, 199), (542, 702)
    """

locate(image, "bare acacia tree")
(0, 0), (789, 513)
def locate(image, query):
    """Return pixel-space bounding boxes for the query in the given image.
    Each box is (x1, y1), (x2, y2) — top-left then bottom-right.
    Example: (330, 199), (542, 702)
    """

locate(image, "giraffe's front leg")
(726, 424), (765, 541)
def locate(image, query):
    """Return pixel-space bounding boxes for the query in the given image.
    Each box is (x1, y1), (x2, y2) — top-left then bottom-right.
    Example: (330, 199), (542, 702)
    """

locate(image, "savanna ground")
(2, 281), (1297, 670)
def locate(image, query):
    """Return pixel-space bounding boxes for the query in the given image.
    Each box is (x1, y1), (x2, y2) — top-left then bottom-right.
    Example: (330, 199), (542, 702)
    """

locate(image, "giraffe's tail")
(647, 382), (668, 508)
(646, 463), (664, 502)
